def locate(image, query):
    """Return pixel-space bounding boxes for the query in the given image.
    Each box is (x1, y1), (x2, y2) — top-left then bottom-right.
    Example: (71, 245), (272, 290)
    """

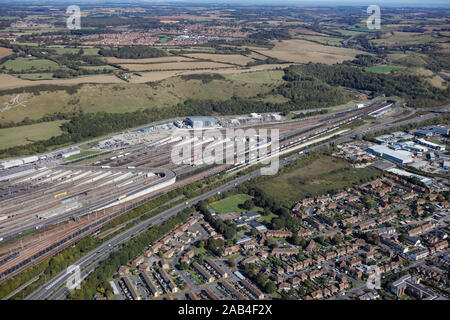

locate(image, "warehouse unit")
(416, 139), (446, 151)
(367, 145), (413, 164)
(430, 125), (450, 136)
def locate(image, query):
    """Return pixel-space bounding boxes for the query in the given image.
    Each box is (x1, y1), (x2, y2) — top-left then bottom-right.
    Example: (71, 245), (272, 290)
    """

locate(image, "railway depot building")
(367, 145), (413, 164)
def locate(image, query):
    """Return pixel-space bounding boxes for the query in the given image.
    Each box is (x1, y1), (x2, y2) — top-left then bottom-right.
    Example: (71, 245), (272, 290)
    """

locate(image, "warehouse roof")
(368, 145), (413, 163)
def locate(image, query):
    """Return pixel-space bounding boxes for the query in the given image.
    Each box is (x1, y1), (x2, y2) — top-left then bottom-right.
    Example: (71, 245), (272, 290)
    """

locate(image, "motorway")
(26, 105), (448, 300)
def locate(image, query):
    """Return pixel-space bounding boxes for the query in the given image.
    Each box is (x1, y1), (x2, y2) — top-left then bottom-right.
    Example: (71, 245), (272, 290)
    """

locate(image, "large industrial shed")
(184, 116), (220, 129)
(367, 145), (414, 164)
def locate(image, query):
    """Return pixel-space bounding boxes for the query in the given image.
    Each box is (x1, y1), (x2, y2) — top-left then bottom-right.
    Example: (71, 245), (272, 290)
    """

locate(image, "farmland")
(118, 61), (232, 72)
(183, 53), (255, 66)
(255, 40), (366, 64)
(103, 56), (195, 64)
(295, 35), (344, 47)
(0, 47), (13, 59)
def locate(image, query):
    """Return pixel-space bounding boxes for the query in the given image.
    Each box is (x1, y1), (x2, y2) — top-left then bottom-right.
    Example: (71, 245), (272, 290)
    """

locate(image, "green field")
(224, 69), (285, 84)
(365, 65), (404, 74)
(0, 120), (66, 149)
(1, 57), (61, 72)
(296, 35), (344, 47)
(209, 194), (262, 214)
(334, 29), (364, 37)
(158, 37), (172, 44)
(257, 156), (382, 205)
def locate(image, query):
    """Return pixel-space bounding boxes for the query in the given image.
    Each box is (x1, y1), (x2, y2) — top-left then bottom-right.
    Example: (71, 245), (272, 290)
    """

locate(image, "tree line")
(98, 46), (167, 59)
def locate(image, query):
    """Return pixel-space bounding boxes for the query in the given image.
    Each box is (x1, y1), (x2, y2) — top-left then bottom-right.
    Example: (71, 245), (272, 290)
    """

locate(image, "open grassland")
(388, 52), (432, 68)
(183, 53), (255, 66)
(427, 76), (447, 89)
(1, 57), (61, 72)
(209, 194), (262, 214)
(127, 70), (187, 83)
(396, 67), (448, 89)
(118, 61), (232, 71)
(257, 156), (382, 204)
(256, 39), (365, 64)
(223, 69), (285, 84)
(0, 47), (13, 59)
(0, 72), (274, 123)
(0, 120), (65, 149)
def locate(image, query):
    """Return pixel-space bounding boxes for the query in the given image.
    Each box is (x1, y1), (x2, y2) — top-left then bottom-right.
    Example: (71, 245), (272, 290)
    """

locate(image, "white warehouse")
(416, 139), (445, 152)
(367, 145), (414, 164)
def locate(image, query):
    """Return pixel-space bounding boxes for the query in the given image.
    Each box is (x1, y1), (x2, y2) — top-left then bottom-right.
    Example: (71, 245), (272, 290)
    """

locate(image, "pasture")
(295, 35), (344, 47)
(0, 71), (274, 124)
(0, 120), (66, 149)
(1, 57), (61, 72)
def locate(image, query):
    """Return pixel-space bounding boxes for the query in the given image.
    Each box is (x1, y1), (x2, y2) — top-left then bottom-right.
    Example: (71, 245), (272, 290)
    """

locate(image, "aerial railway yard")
(0, 101), (392, 283)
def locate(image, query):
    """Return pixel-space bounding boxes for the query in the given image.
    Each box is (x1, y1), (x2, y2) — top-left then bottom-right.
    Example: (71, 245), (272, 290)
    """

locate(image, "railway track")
(0, 101), (392, 284)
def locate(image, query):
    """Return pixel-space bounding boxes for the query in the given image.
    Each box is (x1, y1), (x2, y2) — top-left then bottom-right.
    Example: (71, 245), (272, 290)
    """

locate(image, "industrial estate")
(0, 0), (448, 304)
